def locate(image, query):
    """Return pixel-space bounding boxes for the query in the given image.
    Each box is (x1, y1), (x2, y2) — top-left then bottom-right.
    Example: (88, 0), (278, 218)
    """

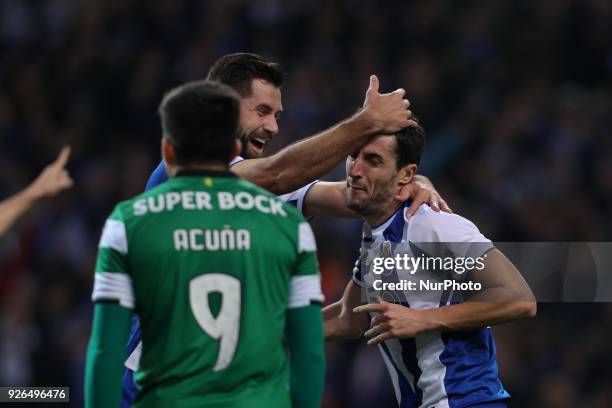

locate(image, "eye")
(365, 154), (383, 166)
(255, 105), (272, 117)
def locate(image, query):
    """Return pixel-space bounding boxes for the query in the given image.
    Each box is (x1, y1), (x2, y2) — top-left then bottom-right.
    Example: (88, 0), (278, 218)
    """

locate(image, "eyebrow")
(257, 103), (281, 112)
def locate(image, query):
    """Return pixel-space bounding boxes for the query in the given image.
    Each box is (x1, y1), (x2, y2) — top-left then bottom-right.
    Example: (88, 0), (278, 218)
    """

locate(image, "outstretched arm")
(0, 146), (72, 238)
(232, 75), (414, 194)
(355, 249), (536, 345)
(302, 177), (452, 219)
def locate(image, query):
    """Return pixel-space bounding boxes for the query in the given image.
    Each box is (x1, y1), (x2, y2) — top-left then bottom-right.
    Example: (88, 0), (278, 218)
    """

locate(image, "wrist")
(418, 308), (442, 333)
(345, 109), (380, 137)
(20, 185), (42, 205)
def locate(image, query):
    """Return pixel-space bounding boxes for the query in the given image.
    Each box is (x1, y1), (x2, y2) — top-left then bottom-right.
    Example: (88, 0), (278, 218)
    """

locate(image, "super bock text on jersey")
(92, 170), (323, 407)
(121, 157), (318, 407)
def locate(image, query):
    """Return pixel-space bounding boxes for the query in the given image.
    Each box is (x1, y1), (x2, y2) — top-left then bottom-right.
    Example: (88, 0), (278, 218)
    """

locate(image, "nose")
(263, 116), (279, 136)
(347, 156), (362, 179)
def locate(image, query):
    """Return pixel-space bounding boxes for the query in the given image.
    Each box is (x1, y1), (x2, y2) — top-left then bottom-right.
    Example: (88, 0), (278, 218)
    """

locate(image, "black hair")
(159, 80), (240, 165)
(206, 52), (284, 97)
(394, 118), (426, 168)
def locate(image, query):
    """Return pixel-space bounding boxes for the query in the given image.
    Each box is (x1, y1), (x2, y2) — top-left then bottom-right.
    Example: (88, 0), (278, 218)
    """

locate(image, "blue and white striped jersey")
(353, 201), (510, 408)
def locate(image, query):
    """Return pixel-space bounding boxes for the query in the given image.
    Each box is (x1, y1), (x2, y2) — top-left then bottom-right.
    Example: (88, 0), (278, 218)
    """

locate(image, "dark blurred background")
(1, 1), (611, 407)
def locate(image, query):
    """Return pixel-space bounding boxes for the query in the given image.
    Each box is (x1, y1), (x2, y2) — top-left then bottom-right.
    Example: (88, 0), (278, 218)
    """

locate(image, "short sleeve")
(288, 222), (324, 308)
(92, 207), (135, 309)
(229, 155), (245, 167)
(277, 181), (319, 215)
(408, 208), (494, 260)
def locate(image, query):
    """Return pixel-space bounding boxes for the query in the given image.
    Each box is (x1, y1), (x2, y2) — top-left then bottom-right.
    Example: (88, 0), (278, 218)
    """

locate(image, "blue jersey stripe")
(379, 341), (416, 407)
(371, 199), (509, 406)
(440, 329), (510, 407)
(399, 338), (423, 406)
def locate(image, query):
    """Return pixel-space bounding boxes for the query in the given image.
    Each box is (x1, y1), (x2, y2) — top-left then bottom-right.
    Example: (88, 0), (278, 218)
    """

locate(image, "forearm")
(304, 182), (358, 218)
(421, 300), (536, 333)
(324, 281), (368, 339)
(323, 301), (343, 338)
(0, 187), (39, 238)
(234, 114), (377, 194)
(286, 305), (325, 408)
(85, 303), (132, 408)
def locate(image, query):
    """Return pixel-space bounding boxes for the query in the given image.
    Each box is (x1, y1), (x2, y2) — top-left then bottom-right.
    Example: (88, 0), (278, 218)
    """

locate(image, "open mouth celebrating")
(248, 135), (269, 156)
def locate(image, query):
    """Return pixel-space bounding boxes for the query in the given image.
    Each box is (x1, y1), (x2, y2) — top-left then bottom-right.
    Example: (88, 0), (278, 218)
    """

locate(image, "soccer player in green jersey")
(85, 80), (325, 407)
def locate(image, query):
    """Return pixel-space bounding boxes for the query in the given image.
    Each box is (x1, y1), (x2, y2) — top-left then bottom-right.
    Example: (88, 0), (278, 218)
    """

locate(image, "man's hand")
(25, 146), (73, 201)
(0, 146), (73, 238)
(359, 75), (416, 134)
(397, 175), (452, 219)
(353, 300), (431, 345)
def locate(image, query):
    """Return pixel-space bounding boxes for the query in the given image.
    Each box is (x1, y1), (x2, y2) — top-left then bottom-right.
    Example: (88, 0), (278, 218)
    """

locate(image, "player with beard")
(324, 122), (536, 408)
(144, 53), (451, 216)
(122, 53), (451, 406)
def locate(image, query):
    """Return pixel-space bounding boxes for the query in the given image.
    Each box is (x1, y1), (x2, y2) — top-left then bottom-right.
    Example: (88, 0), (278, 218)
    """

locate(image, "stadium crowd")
(0, 1), (611, 406)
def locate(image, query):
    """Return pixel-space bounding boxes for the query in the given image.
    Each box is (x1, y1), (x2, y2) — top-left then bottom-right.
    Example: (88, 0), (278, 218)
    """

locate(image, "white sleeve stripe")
(229, 155), (245, 167)
(298, 222), (316, 253)
(92, 272), (134, 309)
(288, 275), (324, 309)
(297, 181), (318, 214)
(99, 219), (128, 254)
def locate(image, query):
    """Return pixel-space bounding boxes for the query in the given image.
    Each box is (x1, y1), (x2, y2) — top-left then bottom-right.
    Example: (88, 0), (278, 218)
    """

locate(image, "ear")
(397, 164), (417, 187)
(162, 137), (177, 167)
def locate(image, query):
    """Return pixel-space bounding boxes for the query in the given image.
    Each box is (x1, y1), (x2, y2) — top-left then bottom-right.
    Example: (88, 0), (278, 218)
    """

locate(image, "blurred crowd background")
(1, 0), (611, 407)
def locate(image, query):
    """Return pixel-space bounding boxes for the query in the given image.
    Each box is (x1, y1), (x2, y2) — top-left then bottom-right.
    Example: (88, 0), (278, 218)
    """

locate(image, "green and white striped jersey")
(92, 170), (323, 408)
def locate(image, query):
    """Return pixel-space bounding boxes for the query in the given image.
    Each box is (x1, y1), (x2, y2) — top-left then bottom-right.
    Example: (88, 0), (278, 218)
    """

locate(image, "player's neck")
(363, 201), (403, 229)
(170, 163), (229, 176)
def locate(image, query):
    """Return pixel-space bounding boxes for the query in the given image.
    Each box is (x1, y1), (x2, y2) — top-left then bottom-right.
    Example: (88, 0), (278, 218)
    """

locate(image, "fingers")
(392, 88), (406, 98)
(61, 170), (74, 189)
(367, 332), (394, 346)
(405, 188), (427, 219)
(353, 302), (387, 314)
(439, 198), (453, 214)
(367, 74), (379, 95)
(430, 196), (440, 212)
(364, 322), (389, 338)
(370, 315), (387, 327)
(53, 146), (71, 169)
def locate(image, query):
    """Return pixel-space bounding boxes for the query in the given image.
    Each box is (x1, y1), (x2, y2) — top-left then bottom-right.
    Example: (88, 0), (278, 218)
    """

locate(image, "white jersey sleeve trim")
(288, 275), (324, 308)
(92, 272), (135, 309)
(277, 181), (319, 215)
(298, 222), (317, 252)
(296, 180), (318, 214)
(229, 155), (245, 167)
(99, 219), (128, 254)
